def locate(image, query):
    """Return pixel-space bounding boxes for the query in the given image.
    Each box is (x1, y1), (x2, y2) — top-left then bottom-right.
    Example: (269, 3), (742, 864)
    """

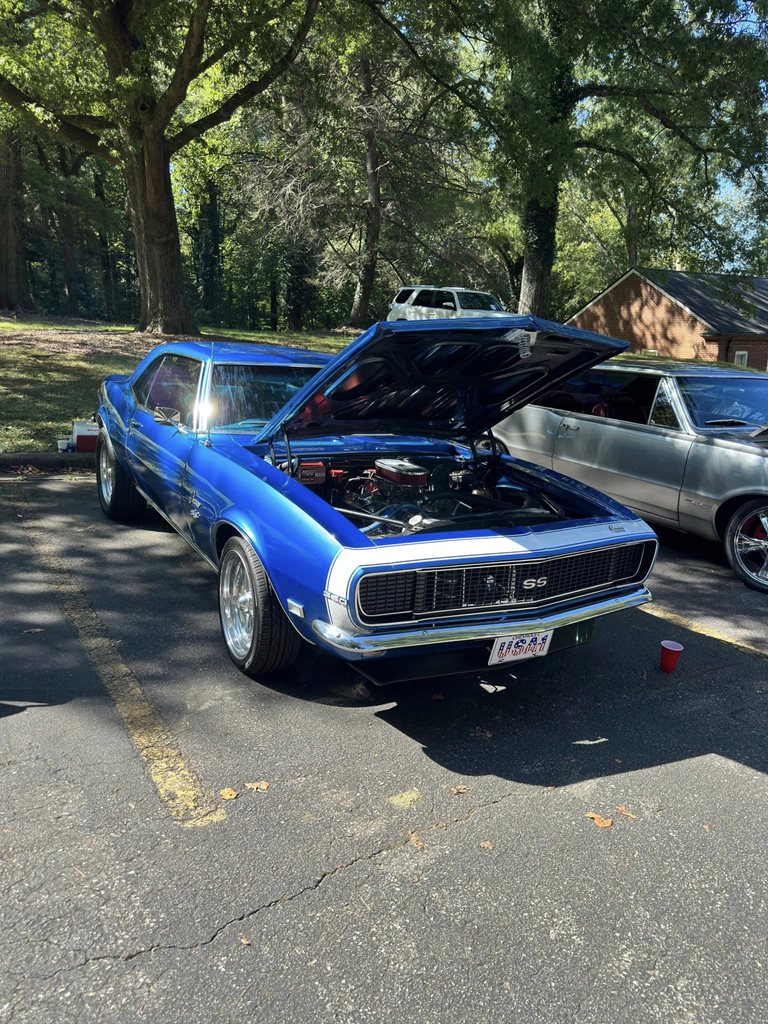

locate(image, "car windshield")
(208, 363), (322, 430)
(677, 376), (768, 428)
(455, 291), (504, 311)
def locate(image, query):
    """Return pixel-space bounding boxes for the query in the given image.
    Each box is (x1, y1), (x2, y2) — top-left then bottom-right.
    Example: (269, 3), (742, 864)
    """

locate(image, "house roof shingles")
(639, 268), (768, 336)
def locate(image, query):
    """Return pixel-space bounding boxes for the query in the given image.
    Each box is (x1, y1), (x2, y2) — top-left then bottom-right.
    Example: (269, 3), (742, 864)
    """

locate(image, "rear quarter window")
(394, 289), (415, 304)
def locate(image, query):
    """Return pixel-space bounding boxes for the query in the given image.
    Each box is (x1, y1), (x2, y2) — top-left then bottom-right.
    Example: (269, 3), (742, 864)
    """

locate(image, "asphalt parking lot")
(2, 476), (768, 1024)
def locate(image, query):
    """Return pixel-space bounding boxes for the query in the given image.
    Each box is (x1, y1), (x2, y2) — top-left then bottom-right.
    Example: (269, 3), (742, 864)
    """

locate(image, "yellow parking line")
(6, 483), (225, 828)
(639, 603), (767, 660)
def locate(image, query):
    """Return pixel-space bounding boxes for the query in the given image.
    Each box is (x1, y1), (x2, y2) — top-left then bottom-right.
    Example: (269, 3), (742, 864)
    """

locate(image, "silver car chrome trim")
(312, 586), (652, 656)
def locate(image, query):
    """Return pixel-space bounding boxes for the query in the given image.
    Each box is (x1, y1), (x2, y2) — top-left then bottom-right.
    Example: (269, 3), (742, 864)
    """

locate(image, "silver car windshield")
(208, 363), (322, 431)
(456, 291), (504, 311)
(677, 376), (768, 428)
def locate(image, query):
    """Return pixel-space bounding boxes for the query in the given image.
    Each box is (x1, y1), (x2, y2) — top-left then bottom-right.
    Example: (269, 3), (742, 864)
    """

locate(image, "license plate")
(489, 631), (553, 665)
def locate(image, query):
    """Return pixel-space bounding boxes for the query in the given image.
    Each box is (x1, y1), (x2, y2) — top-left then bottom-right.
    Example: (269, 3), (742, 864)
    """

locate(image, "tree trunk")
(348, 53), (383, 329)
(517, 186), (560, 318)
(55, 207), (80, 317)
(93, 172), (116, 321)
(198, 179), (221, 322)
(270, 274), (279, 330)
(124, 129), (197, 334)
(0, 131), (30, 311)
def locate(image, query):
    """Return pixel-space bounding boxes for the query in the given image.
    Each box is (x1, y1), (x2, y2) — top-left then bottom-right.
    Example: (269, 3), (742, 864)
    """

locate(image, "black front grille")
(357, 541), (653, 624)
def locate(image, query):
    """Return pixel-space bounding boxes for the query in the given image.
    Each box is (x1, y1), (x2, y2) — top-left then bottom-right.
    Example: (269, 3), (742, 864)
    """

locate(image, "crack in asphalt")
(22, 785), (536, 981)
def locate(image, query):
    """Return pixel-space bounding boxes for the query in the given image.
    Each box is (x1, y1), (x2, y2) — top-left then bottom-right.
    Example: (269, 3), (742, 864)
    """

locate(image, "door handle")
(557, 422), (580, 438)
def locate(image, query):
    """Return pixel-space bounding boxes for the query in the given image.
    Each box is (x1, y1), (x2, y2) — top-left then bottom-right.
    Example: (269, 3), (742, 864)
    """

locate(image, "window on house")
(734, 351), (749, 367)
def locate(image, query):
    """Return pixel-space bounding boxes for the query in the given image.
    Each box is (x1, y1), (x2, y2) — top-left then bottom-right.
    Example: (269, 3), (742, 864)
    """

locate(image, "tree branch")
(155, 0), (212, 126)
(573, 139), (655, 188)
(360, 0), (497, 135)
(168, 0), (319, 154)
(196, 0), (294, 77)
(0, 73), (117, 163)
(569, 83), (677, 105)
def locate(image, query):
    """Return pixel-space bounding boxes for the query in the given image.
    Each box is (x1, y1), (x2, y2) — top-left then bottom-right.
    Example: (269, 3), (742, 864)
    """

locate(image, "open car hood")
(256, 316), (628, 443)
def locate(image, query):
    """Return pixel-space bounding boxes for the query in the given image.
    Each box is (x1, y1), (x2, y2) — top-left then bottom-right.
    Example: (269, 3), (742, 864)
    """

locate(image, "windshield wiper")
(704, 418), (751, 426)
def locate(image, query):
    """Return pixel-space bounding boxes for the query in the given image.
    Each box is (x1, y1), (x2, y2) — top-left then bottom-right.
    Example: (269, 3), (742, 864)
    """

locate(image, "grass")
(0, 314), (344, 454)
(0, 348), (137, 454)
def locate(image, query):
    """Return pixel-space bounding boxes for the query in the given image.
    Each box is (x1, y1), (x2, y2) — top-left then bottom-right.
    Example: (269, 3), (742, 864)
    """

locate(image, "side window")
(142, 355), (202, 423)
(394, 288), (415, 304)
(537, 370), (606, 414)
(434, 290), (456, 310)
(649, 379), (681, 429)
(413, 289), (434, 308)
(133, 358), (163, 408)
(591, 371), (658, 424)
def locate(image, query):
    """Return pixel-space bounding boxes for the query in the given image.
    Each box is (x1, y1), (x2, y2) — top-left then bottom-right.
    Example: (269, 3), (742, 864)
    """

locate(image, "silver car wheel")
(99, 441), (115, 505)
(733, 508), (768, 585)
(220, 549), (256, 659)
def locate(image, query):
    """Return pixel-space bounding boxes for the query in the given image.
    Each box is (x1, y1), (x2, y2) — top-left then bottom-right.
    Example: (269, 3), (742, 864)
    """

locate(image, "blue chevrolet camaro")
(96, 317), (657, 684)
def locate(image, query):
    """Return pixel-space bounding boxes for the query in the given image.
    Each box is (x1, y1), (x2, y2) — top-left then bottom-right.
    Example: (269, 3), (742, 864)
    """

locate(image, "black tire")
(218, 536), (302, 676)
(476, 433), (510, 456)
(96, 429), (145, 522)
(724, 498), (768, 593)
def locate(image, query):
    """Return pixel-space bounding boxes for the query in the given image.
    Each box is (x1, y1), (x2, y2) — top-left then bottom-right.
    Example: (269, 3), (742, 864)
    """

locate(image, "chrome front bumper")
(312, 586), (651, 656)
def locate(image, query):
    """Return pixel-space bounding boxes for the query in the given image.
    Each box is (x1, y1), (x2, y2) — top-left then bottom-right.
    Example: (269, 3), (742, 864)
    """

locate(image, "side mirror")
(442, 302), (455, 309)
(153, 406), (181, 425)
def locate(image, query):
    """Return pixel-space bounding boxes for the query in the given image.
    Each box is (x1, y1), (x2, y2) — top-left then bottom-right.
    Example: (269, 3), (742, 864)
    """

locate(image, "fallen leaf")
(21, 628), (44, 634)
(408, 831), (426, 850)
(245, 781), (270, 792)
(387, 788), (422, 809)
(220, 787), (238, 800)
(238, 933), (251, 946)
(431, 693), (445, 701)
(480, 840), (494, 850)
(586, 812), (613, 829)
(617, 806), (637, 821)
(702, 823), (715, 832)
(450, 785), (469, 795)
(614, 758), (623, 765)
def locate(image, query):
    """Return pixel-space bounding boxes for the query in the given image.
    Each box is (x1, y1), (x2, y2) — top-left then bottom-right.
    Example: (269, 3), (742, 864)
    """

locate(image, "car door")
(552, 371), (694, 524)
(409, 289), (435, 319)
(125, 354), (203, 529)
(495, 405), (565, 469)
(433, 290), (457, 319)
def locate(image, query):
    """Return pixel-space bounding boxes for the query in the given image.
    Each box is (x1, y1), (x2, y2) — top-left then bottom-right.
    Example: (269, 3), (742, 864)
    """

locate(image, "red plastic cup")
(660, 640), (683, 672)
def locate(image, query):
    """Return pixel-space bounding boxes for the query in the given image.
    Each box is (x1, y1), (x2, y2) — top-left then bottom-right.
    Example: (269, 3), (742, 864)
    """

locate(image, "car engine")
(282, 453), (582, 537)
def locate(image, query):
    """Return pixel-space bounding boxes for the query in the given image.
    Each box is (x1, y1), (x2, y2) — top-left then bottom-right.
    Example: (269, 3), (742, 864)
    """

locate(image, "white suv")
(386, 286), (508, 321)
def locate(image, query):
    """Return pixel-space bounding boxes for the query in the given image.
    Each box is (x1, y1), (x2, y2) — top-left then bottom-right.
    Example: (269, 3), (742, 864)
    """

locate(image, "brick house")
(567, 267), (768, 369)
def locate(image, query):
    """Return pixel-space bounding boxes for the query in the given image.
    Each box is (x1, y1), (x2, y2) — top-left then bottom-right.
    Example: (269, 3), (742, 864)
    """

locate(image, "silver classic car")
(495, 361), (768, 593)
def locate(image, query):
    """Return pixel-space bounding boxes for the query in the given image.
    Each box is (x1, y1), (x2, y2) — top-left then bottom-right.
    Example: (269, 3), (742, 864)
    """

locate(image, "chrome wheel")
(98, 441), (115, 505)
(220, 549), (256, 659)
(732, 506), (768, 586)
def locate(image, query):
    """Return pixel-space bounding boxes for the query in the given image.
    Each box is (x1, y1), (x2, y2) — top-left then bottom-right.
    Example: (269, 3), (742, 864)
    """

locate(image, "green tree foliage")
(369, 0), (768, 315)
(0, 0), (319, 332)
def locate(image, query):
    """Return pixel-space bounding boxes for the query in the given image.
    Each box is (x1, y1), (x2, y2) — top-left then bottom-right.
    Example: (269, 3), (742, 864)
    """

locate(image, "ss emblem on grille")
(522, 577), (548, 589)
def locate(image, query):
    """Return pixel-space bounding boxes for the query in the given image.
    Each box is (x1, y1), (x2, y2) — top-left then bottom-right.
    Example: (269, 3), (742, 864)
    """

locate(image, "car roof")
(610, 359), (768, 378)
(144, 339), (332, 365)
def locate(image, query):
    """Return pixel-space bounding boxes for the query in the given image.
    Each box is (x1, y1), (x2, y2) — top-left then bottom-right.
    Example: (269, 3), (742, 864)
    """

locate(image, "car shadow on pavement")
(366, 609), (768, 787)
